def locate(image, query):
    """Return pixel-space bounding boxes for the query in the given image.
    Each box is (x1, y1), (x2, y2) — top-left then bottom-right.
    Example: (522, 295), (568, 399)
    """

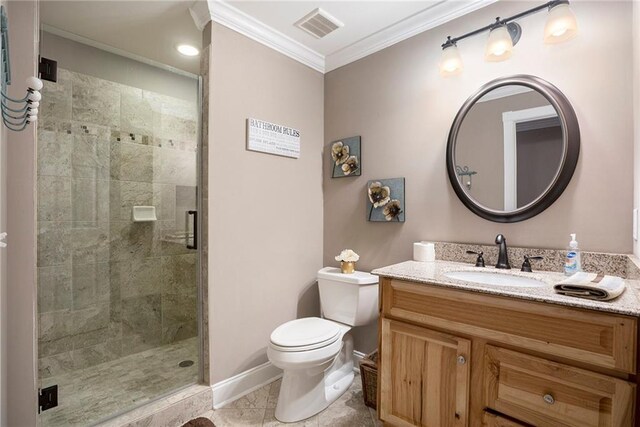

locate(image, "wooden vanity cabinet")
(376, 278), (638, 427)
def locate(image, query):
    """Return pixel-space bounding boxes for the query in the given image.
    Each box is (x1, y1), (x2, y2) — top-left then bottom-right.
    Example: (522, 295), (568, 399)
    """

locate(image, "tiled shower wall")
(37, 68), (199, 379)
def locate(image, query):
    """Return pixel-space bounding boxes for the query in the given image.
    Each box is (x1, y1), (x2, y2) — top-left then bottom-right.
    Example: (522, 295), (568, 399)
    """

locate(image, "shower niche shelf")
(132, 206), (157, 222)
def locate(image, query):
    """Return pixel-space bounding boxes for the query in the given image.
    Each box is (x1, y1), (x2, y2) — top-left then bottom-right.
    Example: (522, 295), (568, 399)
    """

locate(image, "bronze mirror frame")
(446, 75), (580, 223)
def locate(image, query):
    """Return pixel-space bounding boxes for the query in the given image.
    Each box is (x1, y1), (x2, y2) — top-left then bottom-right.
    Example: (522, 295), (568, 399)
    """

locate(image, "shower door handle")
(187, 210), (197, 250)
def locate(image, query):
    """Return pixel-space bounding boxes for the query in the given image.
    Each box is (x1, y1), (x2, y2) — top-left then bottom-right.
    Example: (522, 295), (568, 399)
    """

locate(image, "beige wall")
(5, 1), (39, 425)
(325, 1), (634, 352)
(208, 23), (324, 383)
(325, 1), (634, 277)
(634, 1), (640, 257)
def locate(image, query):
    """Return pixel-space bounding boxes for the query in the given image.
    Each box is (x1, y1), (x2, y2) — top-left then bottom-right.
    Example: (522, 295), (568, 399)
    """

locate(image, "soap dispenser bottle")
(564, 233), (581, 276)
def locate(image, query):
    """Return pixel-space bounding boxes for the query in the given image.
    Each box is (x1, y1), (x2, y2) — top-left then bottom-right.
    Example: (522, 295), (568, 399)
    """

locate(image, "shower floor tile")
(40, 337), (199, 427)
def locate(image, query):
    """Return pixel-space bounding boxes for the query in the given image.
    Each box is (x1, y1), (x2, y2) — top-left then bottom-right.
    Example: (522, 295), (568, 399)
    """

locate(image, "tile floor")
(40, 338), (199, 427)
(198, 373), (382, 427)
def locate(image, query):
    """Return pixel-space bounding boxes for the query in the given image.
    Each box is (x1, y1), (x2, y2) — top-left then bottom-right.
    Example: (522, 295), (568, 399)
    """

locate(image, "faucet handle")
(466, 250), (485, 268)
(521, 255), (544, 272)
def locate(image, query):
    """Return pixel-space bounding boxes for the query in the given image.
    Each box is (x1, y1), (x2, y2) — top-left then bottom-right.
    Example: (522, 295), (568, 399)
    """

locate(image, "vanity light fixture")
(176, 44), (199, 57)
(439, 39), (464, 77)
(484, 21), (517, 62)
(543, 2), (578, 44)
(440, 0), (578, 76)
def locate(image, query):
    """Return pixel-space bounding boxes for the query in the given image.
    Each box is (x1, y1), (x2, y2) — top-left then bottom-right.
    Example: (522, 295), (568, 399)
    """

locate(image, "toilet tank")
(317, 267), (379, 327)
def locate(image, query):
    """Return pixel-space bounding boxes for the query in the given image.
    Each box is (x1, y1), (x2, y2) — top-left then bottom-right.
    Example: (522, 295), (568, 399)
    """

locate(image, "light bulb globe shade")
(176, 44), (199, 57)
(544, 3), (578, 44)
(27, 91), (41, 102)
(26, 76), (43, 91)
(28, 108), (38, 114)
(439, 44), (463, 77)
(29, 101), (39, 108)
(27, 115), (37, 122)
(484, 25), (513, 62)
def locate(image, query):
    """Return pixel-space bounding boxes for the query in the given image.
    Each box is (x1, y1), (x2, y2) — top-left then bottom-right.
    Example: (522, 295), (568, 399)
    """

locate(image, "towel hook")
(0, 5), (42, 132)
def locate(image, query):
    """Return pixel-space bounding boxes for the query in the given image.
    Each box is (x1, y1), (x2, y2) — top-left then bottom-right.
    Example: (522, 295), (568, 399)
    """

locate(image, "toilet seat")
(270, 317), (341, 352)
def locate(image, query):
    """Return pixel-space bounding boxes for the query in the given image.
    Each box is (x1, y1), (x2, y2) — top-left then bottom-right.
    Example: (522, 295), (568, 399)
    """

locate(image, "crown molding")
(189, 1), (212, 32)
(324, 0), (498, 72)
(190, 0), (497, 75)
(197, 0), (325, 73)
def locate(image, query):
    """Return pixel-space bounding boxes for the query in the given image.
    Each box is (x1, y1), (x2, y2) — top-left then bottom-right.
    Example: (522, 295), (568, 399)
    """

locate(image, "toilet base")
(274, 333), (354, 423)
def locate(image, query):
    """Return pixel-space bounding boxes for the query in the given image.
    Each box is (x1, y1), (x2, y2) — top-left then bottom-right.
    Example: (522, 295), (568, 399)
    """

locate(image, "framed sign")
(247, 118), (300, 159)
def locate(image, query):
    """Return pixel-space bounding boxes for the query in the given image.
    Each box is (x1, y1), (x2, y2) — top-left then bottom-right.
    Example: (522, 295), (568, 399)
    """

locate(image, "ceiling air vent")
(295, 8), (343, 39)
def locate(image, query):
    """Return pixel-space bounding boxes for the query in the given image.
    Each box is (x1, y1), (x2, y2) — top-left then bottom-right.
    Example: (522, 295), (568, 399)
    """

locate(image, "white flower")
(341, 156), (359, 175)
(335, 249), (360, 262)
(383, 199), (403, 221)
(368, 182), (390, 208)
(331, 141), (350, 165)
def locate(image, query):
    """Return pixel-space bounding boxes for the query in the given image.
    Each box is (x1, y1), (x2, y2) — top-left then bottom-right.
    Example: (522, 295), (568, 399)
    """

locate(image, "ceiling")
(40, 0), (495, 75)
(229, 1), (441, 57)
(205, 0), (496, 72)
(40, 1), (203, 75)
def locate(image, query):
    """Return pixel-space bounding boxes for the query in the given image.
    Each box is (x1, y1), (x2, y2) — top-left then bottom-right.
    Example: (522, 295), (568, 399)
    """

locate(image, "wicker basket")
(359, 350), (378, 409)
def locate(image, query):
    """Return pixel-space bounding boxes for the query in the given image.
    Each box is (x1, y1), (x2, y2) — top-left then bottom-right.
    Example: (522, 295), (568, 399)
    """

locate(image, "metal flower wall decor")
(331, 136), (361, 178)
(366, 178), (405, 222)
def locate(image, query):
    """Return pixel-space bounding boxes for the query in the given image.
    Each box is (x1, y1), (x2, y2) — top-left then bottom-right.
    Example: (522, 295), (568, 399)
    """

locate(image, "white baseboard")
(353, 350), (366, 372)
(212, 350), (368, 408)
(211, 361), (283, 409)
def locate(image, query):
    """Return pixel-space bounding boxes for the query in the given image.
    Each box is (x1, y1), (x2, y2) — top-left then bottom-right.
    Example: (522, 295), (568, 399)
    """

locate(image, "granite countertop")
(372, 260), (640, 317)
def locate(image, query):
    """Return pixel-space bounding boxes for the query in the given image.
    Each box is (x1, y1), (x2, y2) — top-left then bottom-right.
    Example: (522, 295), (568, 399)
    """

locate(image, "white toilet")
(267, 267), (379, 423)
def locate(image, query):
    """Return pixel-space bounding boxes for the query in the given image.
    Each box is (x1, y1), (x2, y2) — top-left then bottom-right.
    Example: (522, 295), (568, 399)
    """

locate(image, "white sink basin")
(444, 270), (546, 288)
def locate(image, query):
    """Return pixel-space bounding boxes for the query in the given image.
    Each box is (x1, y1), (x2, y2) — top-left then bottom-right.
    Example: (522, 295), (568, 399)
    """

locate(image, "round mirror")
(446, 75), (580, 223)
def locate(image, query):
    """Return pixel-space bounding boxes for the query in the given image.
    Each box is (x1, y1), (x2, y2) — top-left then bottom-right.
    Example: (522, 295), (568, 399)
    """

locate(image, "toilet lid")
(270, 317), (341, 351)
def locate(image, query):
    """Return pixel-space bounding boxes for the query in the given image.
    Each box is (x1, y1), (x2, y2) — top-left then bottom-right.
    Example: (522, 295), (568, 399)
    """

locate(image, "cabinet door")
(379, 318), (471, 426)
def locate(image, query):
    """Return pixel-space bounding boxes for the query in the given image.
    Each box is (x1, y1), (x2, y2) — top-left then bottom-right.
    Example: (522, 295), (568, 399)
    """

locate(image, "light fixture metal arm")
(442, 0), (569, 48)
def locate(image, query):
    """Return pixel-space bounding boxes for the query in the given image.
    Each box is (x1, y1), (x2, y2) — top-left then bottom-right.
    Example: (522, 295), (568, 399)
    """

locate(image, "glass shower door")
(36, 46), (201, 426)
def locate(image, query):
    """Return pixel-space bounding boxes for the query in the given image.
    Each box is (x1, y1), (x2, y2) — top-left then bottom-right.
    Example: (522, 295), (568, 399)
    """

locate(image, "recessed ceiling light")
(176, 44), (199, 57)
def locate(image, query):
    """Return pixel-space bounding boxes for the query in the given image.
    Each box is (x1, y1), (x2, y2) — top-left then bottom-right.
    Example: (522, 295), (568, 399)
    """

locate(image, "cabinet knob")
(457, 355), (466, 365)
(543, 394), (555, 405)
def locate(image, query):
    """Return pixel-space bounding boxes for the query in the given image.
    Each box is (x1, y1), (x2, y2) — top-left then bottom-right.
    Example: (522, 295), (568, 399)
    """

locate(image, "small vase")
(340, 261), (356, 274)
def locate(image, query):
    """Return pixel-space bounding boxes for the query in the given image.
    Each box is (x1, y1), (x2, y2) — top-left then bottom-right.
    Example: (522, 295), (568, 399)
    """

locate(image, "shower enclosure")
(36, 31), (202, 426)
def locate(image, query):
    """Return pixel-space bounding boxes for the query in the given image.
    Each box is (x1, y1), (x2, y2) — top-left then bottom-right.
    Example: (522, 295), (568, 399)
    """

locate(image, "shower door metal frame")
(195, 74), (206, 386)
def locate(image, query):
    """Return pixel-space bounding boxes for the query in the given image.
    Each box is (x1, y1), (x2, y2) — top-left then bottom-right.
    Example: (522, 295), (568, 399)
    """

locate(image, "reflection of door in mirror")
(455, 86), (564, 212)
(503, 107), (563, 209)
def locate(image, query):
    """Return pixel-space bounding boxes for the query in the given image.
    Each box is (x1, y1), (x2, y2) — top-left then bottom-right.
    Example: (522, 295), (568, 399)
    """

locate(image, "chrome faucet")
(495, 234), (511, 269)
